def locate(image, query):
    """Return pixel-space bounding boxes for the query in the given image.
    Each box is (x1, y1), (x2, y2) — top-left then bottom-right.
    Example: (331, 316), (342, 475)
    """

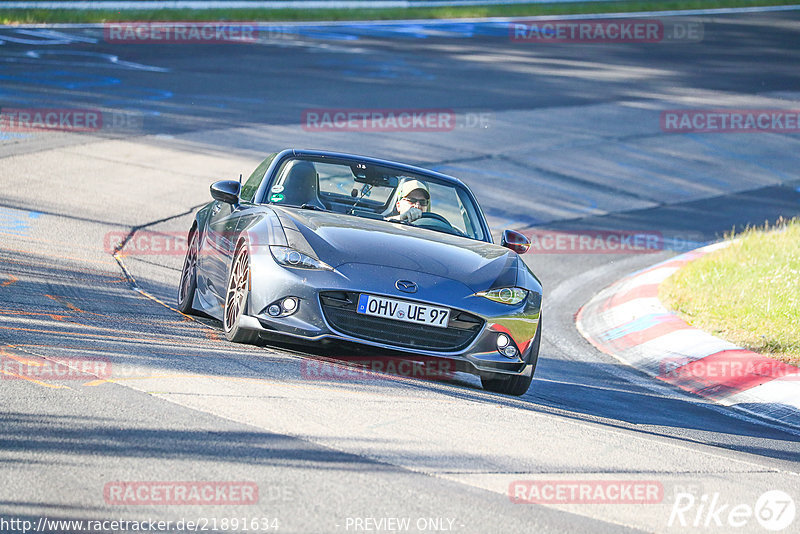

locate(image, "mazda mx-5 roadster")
(178, 149), (542, 395)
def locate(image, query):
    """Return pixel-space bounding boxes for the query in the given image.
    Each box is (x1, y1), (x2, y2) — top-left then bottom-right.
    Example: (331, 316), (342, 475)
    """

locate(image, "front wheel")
(480, 317), (541, 396)
(223, 242), (260, 344)
(177, 230), (199, 314)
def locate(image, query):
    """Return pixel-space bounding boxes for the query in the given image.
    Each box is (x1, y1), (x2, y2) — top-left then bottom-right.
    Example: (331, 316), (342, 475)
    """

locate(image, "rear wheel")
(223, 242), (260, 344)
(177, 229), (198, 314)
(480, 317), (541, 396)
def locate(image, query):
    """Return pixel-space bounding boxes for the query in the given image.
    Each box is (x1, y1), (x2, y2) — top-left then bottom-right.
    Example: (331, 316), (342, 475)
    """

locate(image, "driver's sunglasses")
(403, 196), (429, 206)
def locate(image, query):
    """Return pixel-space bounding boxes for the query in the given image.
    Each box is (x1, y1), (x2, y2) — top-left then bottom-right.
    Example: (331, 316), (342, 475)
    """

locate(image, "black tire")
(177, 229), (199, 314)
(480, 317), (541, 396)
(223, 242), (260, 344)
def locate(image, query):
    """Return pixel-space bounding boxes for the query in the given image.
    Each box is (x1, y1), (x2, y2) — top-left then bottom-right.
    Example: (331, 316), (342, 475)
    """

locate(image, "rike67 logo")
(669, 490), (795, 531)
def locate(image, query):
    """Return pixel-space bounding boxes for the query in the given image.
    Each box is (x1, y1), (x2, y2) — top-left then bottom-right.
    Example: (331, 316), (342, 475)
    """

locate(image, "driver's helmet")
(396, 179), (431, 212)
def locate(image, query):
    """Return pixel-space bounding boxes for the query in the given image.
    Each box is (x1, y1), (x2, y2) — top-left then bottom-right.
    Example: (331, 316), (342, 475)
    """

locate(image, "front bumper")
(243, 257), (541, 377)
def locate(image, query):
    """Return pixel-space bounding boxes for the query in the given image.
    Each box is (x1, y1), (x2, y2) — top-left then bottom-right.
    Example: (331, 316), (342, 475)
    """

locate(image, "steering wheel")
(417, 212), (450, 224)
(411, 212), (466, 237)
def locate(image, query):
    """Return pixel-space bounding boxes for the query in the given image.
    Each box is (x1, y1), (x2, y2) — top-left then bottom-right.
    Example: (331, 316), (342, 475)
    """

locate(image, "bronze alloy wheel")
(177, 230), (198, 314)
(224, 244), (259, 344)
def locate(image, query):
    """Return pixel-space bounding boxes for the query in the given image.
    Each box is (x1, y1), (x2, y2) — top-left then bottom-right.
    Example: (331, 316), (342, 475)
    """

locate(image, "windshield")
(266, 156), (487, 241)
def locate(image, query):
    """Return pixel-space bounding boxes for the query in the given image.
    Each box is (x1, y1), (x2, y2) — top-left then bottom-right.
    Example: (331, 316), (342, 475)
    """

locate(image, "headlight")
(269, 246), (332, 270)
(476, 287), (528, 305)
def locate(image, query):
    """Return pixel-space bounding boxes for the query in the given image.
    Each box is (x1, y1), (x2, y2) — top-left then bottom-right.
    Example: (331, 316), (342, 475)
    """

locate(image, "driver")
(386, 179), (430, 223)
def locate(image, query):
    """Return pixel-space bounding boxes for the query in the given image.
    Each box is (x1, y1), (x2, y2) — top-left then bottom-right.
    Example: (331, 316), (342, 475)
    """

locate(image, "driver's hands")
(399, 206), (423, 222)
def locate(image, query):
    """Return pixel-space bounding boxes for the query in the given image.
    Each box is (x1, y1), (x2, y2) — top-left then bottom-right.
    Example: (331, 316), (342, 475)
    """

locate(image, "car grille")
(319, 291), (483, 352)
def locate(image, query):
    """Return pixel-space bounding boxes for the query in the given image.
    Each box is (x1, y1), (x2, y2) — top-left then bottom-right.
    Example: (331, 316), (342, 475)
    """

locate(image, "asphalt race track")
(1, 12), (800, 534)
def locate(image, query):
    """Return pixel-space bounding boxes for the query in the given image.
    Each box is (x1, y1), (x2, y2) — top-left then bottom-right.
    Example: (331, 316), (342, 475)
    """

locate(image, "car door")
(201, 154), (276, 307)
(201, 200), (241, 306)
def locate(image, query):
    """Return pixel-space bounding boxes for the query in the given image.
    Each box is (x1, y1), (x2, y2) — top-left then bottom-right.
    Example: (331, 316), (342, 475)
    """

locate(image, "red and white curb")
(576, 242), (800, 430)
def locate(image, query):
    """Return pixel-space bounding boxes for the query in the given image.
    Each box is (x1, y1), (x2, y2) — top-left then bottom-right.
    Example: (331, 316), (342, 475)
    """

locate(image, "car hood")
(272, 207), (518, 291)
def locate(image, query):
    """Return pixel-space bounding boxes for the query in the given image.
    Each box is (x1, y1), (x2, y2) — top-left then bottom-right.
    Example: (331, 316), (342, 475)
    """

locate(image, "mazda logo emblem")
(396, 280), (418, 293)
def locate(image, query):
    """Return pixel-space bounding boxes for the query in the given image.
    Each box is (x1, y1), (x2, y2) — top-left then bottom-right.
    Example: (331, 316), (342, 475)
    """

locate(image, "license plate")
(357, 294), (450, 328)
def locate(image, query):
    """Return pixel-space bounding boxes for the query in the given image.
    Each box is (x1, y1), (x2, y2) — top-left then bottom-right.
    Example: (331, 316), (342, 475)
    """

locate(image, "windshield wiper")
(300, 203), (326, 211)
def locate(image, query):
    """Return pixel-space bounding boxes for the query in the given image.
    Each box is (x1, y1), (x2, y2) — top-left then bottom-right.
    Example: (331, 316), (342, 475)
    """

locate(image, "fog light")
(496, 333), (510, 349)
(282, 297), (298, 312)
(268, 304), (281, 317)
(502, 345), (518, 358)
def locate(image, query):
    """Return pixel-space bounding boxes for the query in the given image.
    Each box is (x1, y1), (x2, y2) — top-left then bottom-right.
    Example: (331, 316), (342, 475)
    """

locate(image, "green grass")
(660, 218), (800, 366)
(0, 0), (797, 24)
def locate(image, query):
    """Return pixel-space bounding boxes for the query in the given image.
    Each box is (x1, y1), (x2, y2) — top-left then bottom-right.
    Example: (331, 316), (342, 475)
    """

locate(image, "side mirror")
(210, 180), (240, 205)
(501, 229), (530, 254)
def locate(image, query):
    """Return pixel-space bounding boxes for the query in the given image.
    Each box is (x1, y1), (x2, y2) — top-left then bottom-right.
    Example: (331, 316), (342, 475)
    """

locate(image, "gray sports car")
(178, 149), (542, 395)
